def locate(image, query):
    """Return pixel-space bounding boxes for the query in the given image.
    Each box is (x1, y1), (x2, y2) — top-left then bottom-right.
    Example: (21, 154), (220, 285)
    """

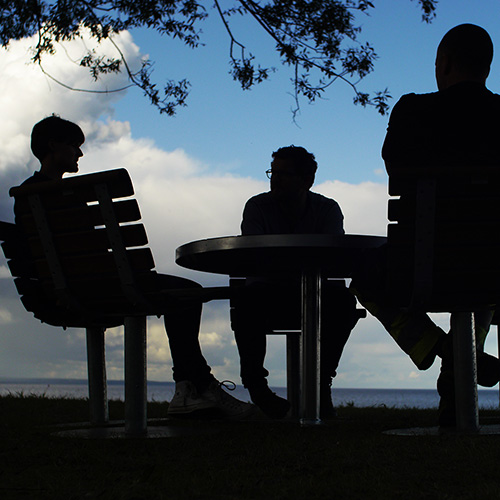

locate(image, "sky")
(1, 0), (500, 392)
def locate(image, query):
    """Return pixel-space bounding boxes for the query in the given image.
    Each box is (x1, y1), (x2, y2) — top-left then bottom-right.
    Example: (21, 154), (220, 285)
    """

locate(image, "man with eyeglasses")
(232, 145), (360, 419)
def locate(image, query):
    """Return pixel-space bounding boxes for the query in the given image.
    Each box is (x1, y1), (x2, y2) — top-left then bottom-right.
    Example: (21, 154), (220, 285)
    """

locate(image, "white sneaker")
(167, 380), (255, 420)
(167, 381), (214, 416)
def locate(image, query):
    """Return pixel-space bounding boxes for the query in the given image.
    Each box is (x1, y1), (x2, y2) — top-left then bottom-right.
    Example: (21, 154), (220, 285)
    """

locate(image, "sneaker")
(201, 380), (256, 420)
(438, 331), (500, 387)
(247, 383), (290, 419)
(167, 380), (214, 417)
(477, 351), (500, 387)
(167, 380), (255, 420)
(417, 333), (448, 370)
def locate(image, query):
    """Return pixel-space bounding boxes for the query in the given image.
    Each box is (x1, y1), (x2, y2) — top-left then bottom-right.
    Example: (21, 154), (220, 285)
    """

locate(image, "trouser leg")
(157, 274), (214, 392)
(320, 283), (359, 380)
(474, 309), (494, 351)
(350, 245), (444, 370)
(234, 327), (270, 387)
(233, 282), (359, 385)
(232, 287), (271, 387)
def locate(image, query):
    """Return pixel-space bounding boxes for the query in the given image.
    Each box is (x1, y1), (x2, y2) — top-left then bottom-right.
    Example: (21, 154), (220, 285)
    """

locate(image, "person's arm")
(241, 197), (267, 235)
(382, 93), (423, 175)
(322, 201), (345, 235)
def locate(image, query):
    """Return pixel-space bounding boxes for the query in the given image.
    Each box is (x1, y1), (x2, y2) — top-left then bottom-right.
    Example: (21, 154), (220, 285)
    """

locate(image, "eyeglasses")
(265, 169), (299, 179)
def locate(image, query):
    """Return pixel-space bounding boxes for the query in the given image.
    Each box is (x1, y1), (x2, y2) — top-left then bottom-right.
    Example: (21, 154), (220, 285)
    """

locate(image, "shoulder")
(308, 191), (341, 208)
(19, 171), (51, 187)
(487, 88), (500, 100)
(308, 192), (343, 218)
(244, 192), (273, 207)
(389, 91), (438, 118)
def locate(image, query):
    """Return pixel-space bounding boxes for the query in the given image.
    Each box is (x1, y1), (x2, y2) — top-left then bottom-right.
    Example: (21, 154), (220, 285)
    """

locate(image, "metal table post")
(300, 269), (322, 426)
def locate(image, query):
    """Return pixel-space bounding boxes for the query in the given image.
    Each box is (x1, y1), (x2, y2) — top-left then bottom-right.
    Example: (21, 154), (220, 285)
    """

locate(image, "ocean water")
(1, 378), (499, 409)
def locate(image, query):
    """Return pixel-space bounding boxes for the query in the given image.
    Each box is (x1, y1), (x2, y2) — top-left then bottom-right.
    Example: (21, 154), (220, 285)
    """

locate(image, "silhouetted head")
(269, 146), (317, 202)
(436, 24), (493, 90)
(31, 115), (85, 178)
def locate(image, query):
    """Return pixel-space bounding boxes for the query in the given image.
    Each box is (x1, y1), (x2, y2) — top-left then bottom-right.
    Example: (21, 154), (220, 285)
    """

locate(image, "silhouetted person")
(233, 146), (360, 419)
(351, 24), (500, 426)
(14, 115), (254, 419)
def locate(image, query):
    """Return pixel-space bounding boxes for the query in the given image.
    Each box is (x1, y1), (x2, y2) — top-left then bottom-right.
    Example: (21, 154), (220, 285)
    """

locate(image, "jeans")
(231, 279), (359, 388)
(153, 274), (214, 392)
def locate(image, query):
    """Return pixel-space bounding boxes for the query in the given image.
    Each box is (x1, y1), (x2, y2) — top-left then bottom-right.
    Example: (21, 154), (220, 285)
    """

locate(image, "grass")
(2, 394), (500, 499)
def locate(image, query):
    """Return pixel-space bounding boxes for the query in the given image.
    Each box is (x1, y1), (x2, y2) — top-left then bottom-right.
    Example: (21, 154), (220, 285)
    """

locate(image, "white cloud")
(317, 180), (388, 236)
(0, 266), (11, 279)
(0, 30), (141, 182)
(0, 308), (13, 323)
(0, 28), (440, 392)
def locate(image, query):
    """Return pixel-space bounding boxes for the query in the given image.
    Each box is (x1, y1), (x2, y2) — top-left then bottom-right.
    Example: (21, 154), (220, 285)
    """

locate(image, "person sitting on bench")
(351, 24), (500, 426)
(13, 115), (254, 420)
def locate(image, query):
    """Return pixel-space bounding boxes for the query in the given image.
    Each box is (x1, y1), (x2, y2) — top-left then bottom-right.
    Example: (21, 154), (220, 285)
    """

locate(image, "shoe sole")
(168, 404), (257, 420)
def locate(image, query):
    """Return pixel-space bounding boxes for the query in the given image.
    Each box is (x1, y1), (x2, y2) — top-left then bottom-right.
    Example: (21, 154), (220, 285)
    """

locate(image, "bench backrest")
(386, 166), (500, 311)
(7, 168), (156, 328)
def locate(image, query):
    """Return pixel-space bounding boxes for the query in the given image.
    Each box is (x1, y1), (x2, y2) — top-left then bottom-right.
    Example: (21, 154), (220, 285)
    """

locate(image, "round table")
(176, 234), (387, 425)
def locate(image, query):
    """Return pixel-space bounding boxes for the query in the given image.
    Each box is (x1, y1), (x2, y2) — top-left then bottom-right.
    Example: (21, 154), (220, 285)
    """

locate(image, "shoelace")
(218, 380), (236, 392)
(217, 380), (248, 408)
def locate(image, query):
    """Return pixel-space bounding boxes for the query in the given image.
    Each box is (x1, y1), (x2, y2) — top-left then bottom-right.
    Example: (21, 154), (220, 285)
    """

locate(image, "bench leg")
(451, 312), (479, 432)
(286, 333), (300, 418)
(86, 327), (109, 425)
(124, 316), (147, 436)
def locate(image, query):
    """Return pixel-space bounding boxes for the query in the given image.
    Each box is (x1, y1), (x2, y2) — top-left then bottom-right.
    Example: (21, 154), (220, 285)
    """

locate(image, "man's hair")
(271, 145), (318, 177)
(31, 115), (85, 161)
(439, 24), (493, 76)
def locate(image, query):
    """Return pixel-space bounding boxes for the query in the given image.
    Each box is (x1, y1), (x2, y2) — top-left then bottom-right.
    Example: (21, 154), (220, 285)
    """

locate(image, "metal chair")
(387, 166), (500, 432)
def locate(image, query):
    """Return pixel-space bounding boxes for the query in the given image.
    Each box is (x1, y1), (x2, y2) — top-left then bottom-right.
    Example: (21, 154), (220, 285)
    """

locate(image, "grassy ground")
(2, 394), (500, 499)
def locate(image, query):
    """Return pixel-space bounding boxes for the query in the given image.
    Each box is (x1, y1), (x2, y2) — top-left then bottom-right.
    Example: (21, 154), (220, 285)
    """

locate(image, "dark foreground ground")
(2, 394), (500, 499)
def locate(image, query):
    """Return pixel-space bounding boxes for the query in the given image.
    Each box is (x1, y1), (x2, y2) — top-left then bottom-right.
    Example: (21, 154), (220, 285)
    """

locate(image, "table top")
(175, 234), (386, 277)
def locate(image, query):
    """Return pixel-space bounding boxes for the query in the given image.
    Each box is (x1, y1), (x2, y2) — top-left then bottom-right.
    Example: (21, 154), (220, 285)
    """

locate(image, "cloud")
(0, 29), (433, 391)
(0, 266), (11, 279)
(317, 180), (389, 235)
(0, 30), (142, 218)
(0, 308), (13, 324)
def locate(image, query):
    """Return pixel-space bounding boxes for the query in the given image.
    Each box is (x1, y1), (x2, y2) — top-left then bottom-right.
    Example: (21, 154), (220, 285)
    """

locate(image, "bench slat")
(386, 169), (500, 309)
(5, 168), (223, 331)
(26, 224), (148, 257)
(9, 168), (134, 202)
(33, 247), (155, 279)
(17, 199), (142, 233)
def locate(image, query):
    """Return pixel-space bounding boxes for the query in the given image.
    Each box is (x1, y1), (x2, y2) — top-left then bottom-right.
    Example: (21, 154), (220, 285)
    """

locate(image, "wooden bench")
(386, 166), (500, 432)
(2, 168), (229, 435)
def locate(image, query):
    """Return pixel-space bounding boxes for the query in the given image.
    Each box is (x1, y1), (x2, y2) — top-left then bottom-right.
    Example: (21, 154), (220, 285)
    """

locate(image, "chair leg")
(451, 311), (479, 432)
(86, 327), (109, 425)
(124, 316), (147, 436)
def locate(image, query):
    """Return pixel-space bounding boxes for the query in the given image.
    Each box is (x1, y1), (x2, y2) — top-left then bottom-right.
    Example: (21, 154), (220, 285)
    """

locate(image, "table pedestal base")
(300, 270), (322, 426)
